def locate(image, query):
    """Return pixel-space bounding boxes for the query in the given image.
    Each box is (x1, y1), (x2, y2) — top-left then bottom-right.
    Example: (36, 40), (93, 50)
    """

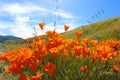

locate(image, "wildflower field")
(0, 23), (120, 80)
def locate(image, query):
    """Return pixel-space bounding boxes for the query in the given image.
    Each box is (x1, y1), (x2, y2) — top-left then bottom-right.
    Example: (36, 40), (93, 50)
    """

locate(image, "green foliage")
(0, 16), (120, 80)
(0, 44), (6, 48)
(0, 61), (18, 80)
(25, 54), (120, 80)
(62, 16), (120, 41)
(0, 35), (22, 43)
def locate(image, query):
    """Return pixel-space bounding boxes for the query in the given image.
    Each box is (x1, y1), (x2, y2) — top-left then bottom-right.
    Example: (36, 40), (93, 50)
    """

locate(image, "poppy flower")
(49, 47), (58, 58)
(90, 40), (98, 46)
(64, 49), (68, 57)
(118, 59), (120, 65)
(19, 75), (27, 80)
(80, 65), (88, 72)
(28, 72), (43, 80)
(113, 65), (119, 73)
(39, 22), (45, 30)
(42, 62), (56, 77)
(64, 25), (69, 31)
(5, 61), (22, 74)
(75, 31), (82, 39)
(45, 30), (59, 38)
(19, 72), (43, 80)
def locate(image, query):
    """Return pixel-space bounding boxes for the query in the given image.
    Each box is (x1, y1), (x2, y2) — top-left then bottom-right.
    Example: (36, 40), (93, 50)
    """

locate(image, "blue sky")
(0, 0), (120, 38)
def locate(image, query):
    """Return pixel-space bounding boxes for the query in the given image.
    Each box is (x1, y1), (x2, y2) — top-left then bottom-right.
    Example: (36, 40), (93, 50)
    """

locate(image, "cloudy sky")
(0, 0), (120, 39)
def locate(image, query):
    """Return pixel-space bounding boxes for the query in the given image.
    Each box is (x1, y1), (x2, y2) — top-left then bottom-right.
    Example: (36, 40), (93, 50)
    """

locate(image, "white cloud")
(45, 23), (65, 33)
(0, 18), (81, 39)
(11, 16), (34, 38)
(14, 15), (32, 24)
(0, 23), (7, 29)
(0, 2), (75, 19)
(0, 22), (34, 39)
(10, 25), (34, 39)
(0, 2), (81, 39)
(0, 21), (80, 39)
(0, 31), (7, 35)
(0, 3), (47, 15)
(65, 23), (80, 30)
(51, 10), (75, 19)
(0, 23), (15, 29)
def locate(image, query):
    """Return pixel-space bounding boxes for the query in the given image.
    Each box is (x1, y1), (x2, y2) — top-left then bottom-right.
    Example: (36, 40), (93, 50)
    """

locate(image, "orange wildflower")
(90, 40), (98, 46)
(72, 46), (89, 57)
(45, 30), (59, 38)
(65, 39), (77, 48)
(39, 22), (45, 30)
(101, 58), (107, 63)
(34, 46), (47, 60)
(64, 25), (69, 31)
(19, 72), (43, 80)
(75, 31), (82, 39)
(49, 47), (58, 58)
(6, 61), (22, 74)
(58, 45), (64, 52)
(82, 38), (89, 47)
(19, 75), (27, 80)
(35, 72), (43, 79)
(72, 46), (82, 56)
(80, 65), (88, 72)
(64, 49), (68, 57)
(28, 72), (43, 80)
(118, 59), (120, 65)
(113, 65), (119, 73)
(42, 62), (56, 77)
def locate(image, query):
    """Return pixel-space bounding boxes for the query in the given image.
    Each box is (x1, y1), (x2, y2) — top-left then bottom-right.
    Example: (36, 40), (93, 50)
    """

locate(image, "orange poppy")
(118, 59), (120, 65)
(113, 65), (119, 73)
(28, 72), (43, 80)
(5, 61), (22, 74)
(49, 47), (58, 58)
(39, 22), (45, 30)
(64, 25), (69, 31)
(64, 49), (68, 57)
(42, 62), (56, 77)
(19, 72), (43, 80)
(90, 40), (98, 46)
(19, 75), (27, 80)
(45, 30), (59, 38)
(80, 65), (88, 72)
(75, 31), (82, 39)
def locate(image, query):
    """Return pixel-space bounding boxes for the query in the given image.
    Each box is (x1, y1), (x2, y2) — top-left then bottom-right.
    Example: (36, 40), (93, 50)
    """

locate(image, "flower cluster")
(0, 22), (120, 80)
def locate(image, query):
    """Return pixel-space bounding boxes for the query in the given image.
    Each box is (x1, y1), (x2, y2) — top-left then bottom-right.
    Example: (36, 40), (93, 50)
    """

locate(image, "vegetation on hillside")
(1, 16), (120, 50)
(0, 22), (120, 80)
(0, 35), (23, 43)
(62, 16), (120, 41)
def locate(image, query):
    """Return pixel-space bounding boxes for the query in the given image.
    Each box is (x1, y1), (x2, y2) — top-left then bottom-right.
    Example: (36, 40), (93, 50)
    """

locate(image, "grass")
(0, 61), (18, 80)
(61, 16), (120, 41)
(0, 16), (120, 80)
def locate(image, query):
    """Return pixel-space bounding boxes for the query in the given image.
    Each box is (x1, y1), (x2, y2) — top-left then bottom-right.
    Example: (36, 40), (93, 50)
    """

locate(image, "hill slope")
(1, 16), (120, 49)
(62, 16), (120, 41)
(0, 35), (23, 43)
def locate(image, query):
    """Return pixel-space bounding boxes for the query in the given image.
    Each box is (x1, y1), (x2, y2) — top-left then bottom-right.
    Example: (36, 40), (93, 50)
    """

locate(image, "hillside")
(0, 35), (23, 43)
(62, 16), (120, 41)
(0, 36), (24, 49)
(1, 16), (120, 49)
(24, 16), (120, 44)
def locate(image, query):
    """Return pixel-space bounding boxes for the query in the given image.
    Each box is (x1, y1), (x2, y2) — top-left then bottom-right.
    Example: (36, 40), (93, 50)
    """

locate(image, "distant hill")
(0, 35), (23, 43)
(61, 16), (120, 41)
